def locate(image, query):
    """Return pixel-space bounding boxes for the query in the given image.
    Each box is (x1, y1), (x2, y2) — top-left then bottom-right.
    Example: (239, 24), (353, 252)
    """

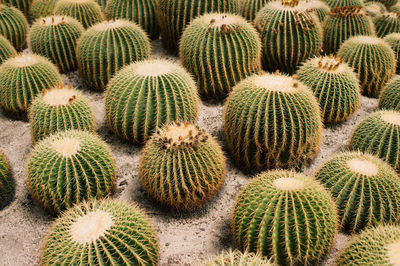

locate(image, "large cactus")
(30, 0), (58, 19)
(200, 250), (272, 266)
(374, 12), (400, 38)
(0, 35), (16, 65)
(384, 33), (400, 73)
(0, 151), (14, 209)
(0, 4), (28, 50)
(54, 0), (103, 28)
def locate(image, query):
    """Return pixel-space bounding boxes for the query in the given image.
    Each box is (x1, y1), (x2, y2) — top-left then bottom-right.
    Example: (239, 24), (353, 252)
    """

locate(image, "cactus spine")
(54, 0), (103, 28)
(0, 151), (13, 209)
(240, 0), (270, 21)
(374, 12), (400, 38)
(0, 4), (28, 50)
(200, 250), (272, 266)
(41, 199), (159, 265)
(379, 76), (400, 111)
(29, 16), (84, 72)
(365, 1), (387, 17)
(3, 0), (32, 16)
(30, 0), (57, 19)
(302, 0), (330, 23)
(0, 35), (16, 65)
(384, 33), (400, 73)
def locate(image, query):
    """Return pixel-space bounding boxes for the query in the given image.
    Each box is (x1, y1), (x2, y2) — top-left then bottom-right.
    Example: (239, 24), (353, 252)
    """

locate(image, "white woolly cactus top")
(349, 35), (384, 45)
(42, 85), (78, 106)
(381, 111), (400, 125)
(301, 0), (329, 10)
(200, 13), (250, 32)
(156, 122), (208, 150)
(8, 53), (40, 67)
(133, 59), (178, 77)
(315, 55), (346, 73)
(52, 137), (81, 157)
(365, 3), (384, 13)
(387, 240), (400, 265)
(250, 73), (303, 93)
(93, 19), (131, 31)
(273, 177), (305, 191)
(39, 16), (73, 26)
(347, 158), (379, 176)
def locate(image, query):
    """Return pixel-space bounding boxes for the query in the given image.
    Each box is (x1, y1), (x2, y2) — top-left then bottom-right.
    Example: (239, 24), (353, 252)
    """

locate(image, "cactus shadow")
(0, 172), (16, 211)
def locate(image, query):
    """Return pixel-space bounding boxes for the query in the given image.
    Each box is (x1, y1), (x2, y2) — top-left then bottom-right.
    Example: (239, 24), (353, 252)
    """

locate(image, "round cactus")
(254, 0), (323, 73)
(350, 110), (400, 172)
(338, 36), (396, 97)
(3, 0), (32, 16)
(0, 35), (16, 65)
(30, 0), (57, 19)
(41, 199), (159, 265)
(200, 250), (272, 266)
(296, 55), (360, 123)
(54, 0), (103, 28)
(156, 0), (240, 54)
(140, 122), (225, 210)
(180, 13), (261, 100)
(384, 33), (400, 73)
(324, 0), (363, 8)
(29, 85), (95, 143)
(232, 170), (338, 265)
(374, 12), (400, 38)
(0, 53), (62, 119)
(77, 20), (151, 91)
(105, 59), (199, 143)
(367, 0), (397, 8)
(379, 76), (400, 111)
(29, 16), (84, 73)
(315, 151), (400, 233)
(106, 0), (159, 40)
(322, 7), (375, 54)
(27, 130), (116, 214)
(240, 0), (269, 21)
(302, 0), (330, 23)
(365, 1), (387, 17)
(0, 151), (13, 209)
(0, 4), (28, 50)
(338, 225), (400, 265)
(224, 73), (322, 172)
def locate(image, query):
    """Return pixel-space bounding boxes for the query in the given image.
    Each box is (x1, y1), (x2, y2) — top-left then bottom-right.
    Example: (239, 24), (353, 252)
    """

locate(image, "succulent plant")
(324, 0), (363, 8)
(29, 85), (95, 143)
(0, 53), (62, 119)
(367, 0), (397, 8)
(30, 0), (57, 19)
(338, 225), (400, 265)
(338, 36), (396, 97)
(105, 59), (199, 143)
(140, 122), (225, 210)
(315, 151), (400, 233)
(106, 0), (159, 39)
(302, 0), (330, 22)
(3, 0), (32, 16)
(77, 20), (151, 91)
(374, 12), (400, 38)
(296, 55), (360, 123)
(232, 170), (338, 265)
(240, 0), (269, 21)
(41, 199), (159, 265)
(54, 0), (103, 28)
(365, 1), (387, 17)
(322, 7), (375, 54)
(0, 151), (14, 209)
(0, 4), (28, 50)
(379, 76), (400, 111)
(156, 0), (240, 54)
(384, 33), (400, 73)
(200, 250), (272, 266)
(350, 110), (400, 172)
(0, 35), (16, 65)
(224, 73), (322, 172)
(28, 16), (84, 73)
(27, 130), (116, 214)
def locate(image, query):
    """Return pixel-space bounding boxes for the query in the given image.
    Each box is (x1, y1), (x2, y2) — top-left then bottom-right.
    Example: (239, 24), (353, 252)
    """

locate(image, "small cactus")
(27, 130), (116, 214)
(77, 20), (151, 91)
(384, 33), (400, 73)
(28, 16), (84, 72)
(350, 110), (400, 172)
(240, 0), (270, 21)
(338, 35), (396, 97)
(41, 199), (159, 265)
(0, 151), (14, 209)
(140, 122), (225, 210)
(224, 73), (322, 172)
(315, 151), (400, 233)
(29, 85), (95, 143)
(374, 12), (400, 38)
(105, 59), (199, 143)
(0, 35), (16, 65)
(3, 0), (32, 16)
(0, 53), (62, 119)
(302, 0), (330, 23)
(106, 0), (159, 39)
(54, 0), (103, 28)
(338, 225), (400, 265)
(0, 4), (28, 50)
(232, 170), (338, 265)
(324, 0), (363, 8)
(296, 55), (360, 123)
(379, 75), (400, 111)
(200, 250), (272, 266)
(30, 0), (57, 19)
(365, 1), (387, 17)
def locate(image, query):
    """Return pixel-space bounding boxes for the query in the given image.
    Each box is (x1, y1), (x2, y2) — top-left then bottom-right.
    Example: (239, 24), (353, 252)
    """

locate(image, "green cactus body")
(0, 35), (16, 65)
(0, 151), (13, 209)
(106, 0), (159, 40)
(95, 0), (106, 9)
(0, 4), (28, 50)
(3, 0), (32, 16)
(232, 170), (338, 265)
(338, 225), (400, 265)
(200, 250), (272, 266)
(385, 33), (400, 73)
(41, 199), (159, 265)
(254, 0), (323, 73)
(30, 0), (58, 19)
(224, 73), (322, 172)
(365, 1), (387, 17)
(322, 7), (375, 54)
(77, 20), (151, 91)
(156, 0), (240, 54)
(0, 54), (62, 119)
(29, 16), (84, 72)
(105, 59), (199, 143)
(180, 13), (262, 100)
(302, 0), (330, 23)
(140, 122), (226, 210)
(315, 151), (400, 233)
(379, 76), (400, 110)
(54, 0), (103, 29)
(350, 110), (400, 172)
(27, 130), (116, 214)
(29, 85), (95, 144)
(296, 55), (360, 123)
(374, 12), (400, 38)
(240, 0), (269, 21)
(338, 36), (396, 97)
(325, 0), (363, 8)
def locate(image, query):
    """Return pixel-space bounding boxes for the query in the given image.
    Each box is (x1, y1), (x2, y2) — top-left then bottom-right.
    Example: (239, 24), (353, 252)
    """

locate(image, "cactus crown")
(273, 177), (305, 190)
(132, 59), (177, 77)
(347, 157), (379, 176)
(387, 241), (400, 264)
(381, 110), (400, 125)
(205, 14), (241, 32)
(40, 15), (69, 25)
(252, 72), (301, 92)
(9, 53), (39, 66)
(51, 137), (81, 157)
(330, 5), (365, 15)
(316, 55), (344, 72)
(92, 19), (129, 30)
(41, 85), (77, 106)
(281, 0), (299, 7)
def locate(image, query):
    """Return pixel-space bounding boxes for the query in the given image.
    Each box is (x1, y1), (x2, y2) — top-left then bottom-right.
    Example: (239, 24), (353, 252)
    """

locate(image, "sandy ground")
(0, 40), (379, 265)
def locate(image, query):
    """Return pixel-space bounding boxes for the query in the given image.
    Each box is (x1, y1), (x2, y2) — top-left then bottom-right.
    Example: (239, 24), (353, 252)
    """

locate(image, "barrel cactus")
(29, 85), (95, 143)
(338, 36), (396, 97)
(365, 1), (387, 17)
(41, 199), (159, 265)
(325, 0), (363, 8)
(338, 225), (400, 265)
(254, 0), (322, 73)
(200, 250), (272, 266)
(367, 0), (397, 8)
(77, 20), (150, 91)
(379, 76), (400, 111)
(0, 4), (28, 50)
(106, 0), (159, 39)
(0, 54), (62, 119)
(140, 122), (225, 210)
(232, 170), (338, 265)
(224, 73), (322, 172)
(384, 33), (400, 73)
(29, 16), (84, 72)
(374, 12), (400, 38)
(3, 0), (32, 16)
(0, 151), (13, 209)
(0, 35), (16, 65)
(296, 55), (360, 123)
(350, 110), (400, 172)
(105, 59), (199, 143)
(303, 0), (330, 23)
(240, 0), (269, 21)
(54, 0), (103, 28)
(30, 0), (57, 19)
(180, 13), (261, 100)
(156, 0), (240, 54)
(315, 151), (400, 233)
